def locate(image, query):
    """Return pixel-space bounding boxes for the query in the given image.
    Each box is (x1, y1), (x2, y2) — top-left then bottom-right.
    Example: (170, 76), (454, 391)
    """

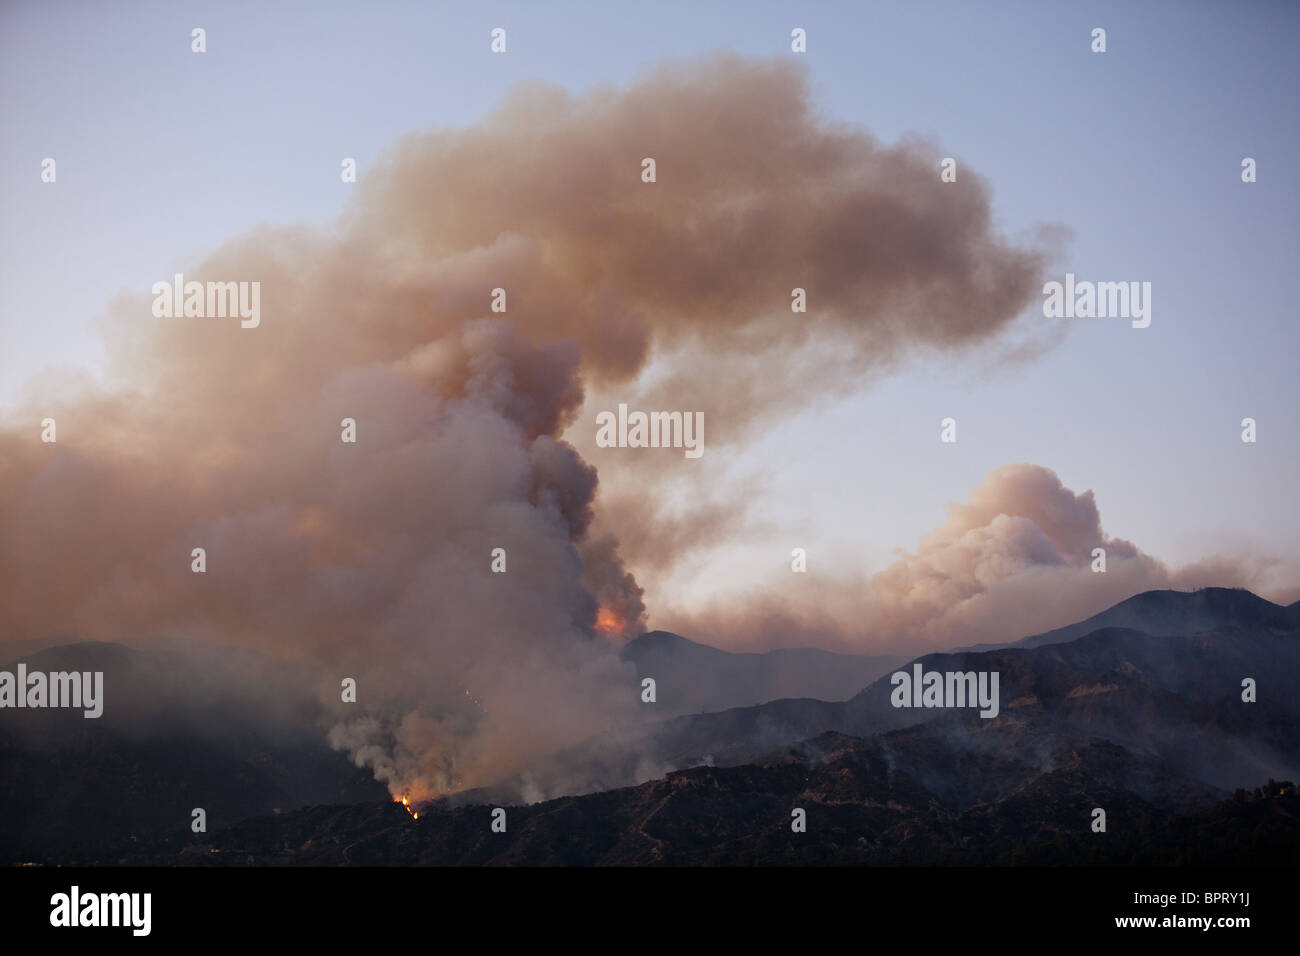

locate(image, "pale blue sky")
(2, 0), (1297, 610)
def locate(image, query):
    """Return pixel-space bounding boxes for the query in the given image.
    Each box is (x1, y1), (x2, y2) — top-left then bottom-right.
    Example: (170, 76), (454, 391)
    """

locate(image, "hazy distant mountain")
(959, 586), (1299, 653)
(621, 630), (906, 718)
(523, 587), (1300, 800)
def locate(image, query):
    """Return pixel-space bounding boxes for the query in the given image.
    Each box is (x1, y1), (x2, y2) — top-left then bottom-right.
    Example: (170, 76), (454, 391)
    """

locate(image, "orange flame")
(595, 607), (622, 639)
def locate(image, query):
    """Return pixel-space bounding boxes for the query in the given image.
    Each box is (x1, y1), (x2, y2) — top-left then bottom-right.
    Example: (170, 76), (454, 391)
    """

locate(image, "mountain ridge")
(5, 585), (1298, 864)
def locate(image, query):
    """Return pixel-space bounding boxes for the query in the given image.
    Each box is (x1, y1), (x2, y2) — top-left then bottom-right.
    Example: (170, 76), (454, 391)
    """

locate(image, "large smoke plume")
(0, 54), (1058, 798)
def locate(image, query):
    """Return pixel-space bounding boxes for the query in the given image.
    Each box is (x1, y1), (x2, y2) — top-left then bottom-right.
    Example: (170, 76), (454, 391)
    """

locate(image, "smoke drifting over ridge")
(660, 464), (1279, 655)
(870, 463), (1210, 643)
(0, 54), (1057, 799)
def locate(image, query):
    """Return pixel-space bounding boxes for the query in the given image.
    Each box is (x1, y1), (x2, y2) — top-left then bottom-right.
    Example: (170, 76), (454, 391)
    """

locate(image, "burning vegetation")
(398, 796), (419, 821)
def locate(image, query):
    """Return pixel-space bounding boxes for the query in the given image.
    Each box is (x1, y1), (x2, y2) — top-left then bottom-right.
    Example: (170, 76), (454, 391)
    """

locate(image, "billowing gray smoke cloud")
(0, 54), (1058, 798)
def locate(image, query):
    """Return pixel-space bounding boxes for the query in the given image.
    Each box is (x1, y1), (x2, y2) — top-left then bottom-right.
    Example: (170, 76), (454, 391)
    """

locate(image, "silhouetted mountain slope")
(0, 642), (387, 863)
(92, 737), (1296, 866)
(1035, 626), (1300, 716)
(630, 651), (1296, 795)
(6, 586), (1298, 866)
(621, 631), (905, 718)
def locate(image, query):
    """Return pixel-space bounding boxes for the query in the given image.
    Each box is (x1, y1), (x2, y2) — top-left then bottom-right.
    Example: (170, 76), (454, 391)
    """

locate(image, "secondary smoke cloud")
(662, 463), (1272, 654)
(870, 463), (1174, 642)
(0, 54), (1057, 799)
